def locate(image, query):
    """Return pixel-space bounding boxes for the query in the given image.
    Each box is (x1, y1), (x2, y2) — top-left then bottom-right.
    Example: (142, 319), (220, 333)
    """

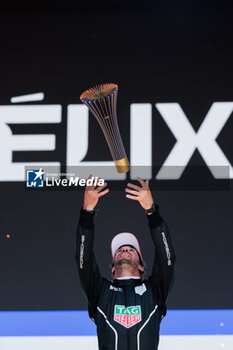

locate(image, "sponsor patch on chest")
(114, 305), (142, 328)
(109, 285), (123, 292)
(135, 283), (147, 296)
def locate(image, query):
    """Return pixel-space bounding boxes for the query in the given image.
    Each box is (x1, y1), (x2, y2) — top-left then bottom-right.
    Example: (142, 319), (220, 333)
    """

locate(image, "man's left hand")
(125, 177), (154, 210)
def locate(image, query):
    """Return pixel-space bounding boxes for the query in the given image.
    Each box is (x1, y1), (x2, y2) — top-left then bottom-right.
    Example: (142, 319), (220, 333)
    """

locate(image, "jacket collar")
(112, 278), (143, 286)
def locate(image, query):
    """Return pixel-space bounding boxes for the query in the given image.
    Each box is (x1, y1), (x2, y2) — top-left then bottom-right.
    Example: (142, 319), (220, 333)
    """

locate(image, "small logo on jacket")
(135, 283), (147, 296)
(114, 305), (141, 328)
(26, 169), (45, 187)
(109, 285), (123, 292)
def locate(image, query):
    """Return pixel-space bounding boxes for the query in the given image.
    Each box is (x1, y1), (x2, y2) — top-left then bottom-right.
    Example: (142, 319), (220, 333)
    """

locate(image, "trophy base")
(114, 157), (130, 173)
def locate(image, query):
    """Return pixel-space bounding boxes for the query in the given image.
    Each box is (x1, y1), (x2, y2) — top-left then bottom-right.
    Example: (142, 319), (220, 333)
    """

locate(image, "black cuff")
(79, 207), (95, 229)
(147, 211), (163, 228)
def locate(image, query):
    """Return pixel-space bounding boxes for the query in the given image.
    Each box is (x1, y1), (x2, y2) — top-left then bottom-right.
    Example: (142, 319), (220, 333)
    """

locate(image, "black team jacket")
(75, 208), (176, 350)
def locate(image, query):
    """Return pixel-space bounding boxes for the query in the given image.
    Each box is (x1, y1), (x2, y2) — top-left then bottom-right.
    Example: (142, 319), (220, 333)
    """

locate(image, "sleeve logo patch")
(114, 305), (141, 328)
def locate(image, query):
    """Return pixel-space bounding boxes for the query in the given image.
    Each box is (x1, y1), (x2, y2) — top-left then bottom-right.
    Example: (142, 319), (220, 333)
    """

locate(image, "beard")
(115, 258), (139, 271)
(116, 258), (132, 266)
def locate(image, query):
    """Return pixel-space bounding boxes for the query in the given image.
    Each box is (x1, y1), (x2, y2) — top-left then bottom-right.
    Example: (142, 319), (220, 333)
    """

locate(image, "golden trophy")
(80, 83), (130, 173)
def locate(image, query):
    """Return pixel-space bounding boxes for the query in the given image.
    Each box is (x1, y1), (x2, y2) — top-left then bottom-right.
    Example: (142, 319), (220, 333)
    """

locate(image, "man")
(75, 176), (176, 350)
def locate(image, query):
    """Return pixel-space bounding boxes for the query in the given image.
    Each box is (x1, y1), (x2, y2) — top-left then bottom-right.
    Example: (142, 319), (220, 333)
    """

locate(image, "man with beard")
(76, 176), (176, 350)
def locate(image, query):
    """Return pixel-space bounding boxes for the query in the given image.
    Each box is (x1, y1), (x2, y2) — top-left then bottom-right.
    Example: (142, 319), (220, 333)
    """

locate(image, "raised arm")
(147, 210), (176, 317)
(75, 176), (109, 318)
(125, 177), (176, 317)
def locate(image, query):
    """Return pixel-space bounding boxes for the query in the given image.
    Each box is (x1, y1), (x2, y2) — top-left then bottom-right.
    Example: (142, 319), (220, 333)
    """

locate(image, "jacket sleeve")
(147, 210), (176, 318)
(75, 208), (103, 319)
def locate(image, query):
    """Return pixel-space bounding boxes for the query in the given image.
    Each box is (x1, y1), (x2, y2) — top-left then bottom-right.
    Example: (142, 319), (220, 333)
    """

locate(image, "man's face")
(114, 245), (140, 267)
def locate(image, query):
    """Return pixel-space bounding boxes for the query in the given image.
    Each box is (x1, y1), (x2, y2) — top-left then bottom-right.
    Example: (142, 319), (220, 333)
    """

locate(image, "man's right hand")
(83, 174), (109, 211)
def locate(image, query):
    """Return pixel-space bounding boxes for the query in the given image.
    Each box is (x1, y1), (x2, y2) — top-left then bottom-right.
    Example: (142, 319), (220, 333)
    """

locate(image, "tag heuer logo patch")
(114, 305), (141, 328)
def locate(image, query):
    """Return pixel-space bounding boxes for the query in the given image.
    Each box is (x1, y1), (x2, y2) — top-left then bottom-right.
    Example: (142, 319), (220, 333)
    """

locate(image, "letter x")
(155, 102), (233, 179)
